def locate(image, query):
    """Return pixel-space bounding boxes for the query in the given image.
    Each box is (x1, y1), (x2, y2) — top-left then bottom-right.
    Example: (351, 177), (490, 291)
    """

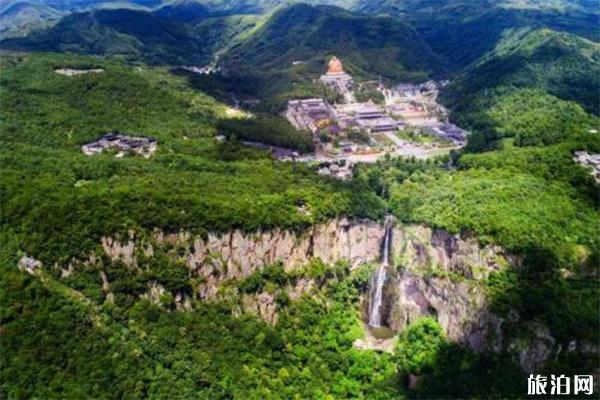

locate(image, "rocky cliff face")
(101, 218), (386, 300)
(26, 216), (592, 372)
(97, 220), (515, 350)
(59, 218), (586, 371)
(20, 217), (598, 375)
(382, 225), (513, 351)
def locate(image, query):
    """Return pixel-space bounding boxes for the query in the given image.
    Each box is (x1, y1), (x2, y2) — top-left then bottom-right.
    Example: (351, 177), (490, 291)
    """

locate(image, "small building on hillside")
(82, 133), (157, 158)
(574, 151), (600, 182)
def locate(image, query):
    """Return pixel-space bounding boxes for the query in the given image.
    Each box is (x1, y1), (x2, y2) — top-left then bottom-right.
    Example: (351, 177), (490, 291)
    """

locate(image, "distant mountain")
(221, 4), (444, 83)
(1, 9), (214, 64)
(0, 0), (166, 38)
(24, 0), (164, 11)
(355, 0), (600, 71)
(0, 1), (62, 38)
(153, 0), (210, 22)
(355, 0), (599, 14)
(1, 7), (262, 65)
(444, 29), (600, 115)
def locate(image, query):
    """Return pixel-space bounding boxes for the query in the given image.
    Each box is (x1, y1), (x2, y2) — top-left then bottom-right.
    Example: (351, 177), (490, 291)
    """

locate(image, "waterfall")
(368, 218), (392, 327)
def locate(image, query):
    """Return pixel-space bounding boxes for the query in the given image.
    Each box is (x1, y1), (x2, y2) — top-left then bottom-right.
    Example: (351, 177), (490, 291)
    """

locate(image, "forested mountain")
(440, 29), (600, 149)
(0, 1), (62, 38)
(153, 0), (210, 21)
(0, 51), (390, 398)
(1, 9), (258, 65)
(1, 3), (445, 108)
(446, 28), (600, 111)
(355, 0), (599, 70)
(215, 3), (444, 106)
(1, 1), (599, 398)
(222, 3), (443, 80)
(0, 52), (380, 264)
(0, 0), (167, 38)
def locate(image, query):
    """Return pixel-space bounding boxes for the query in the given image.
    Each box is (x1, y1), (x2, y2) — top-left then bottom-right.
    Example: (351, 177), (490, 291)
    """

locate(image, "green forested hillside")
(1, 245), (400, 398)
(0, 53), (383, 265)
(153, 0), (210, 21)
(222, 4), (443, 82)
(1, 9), (212, 64)
(1, 2), (600, 398)
(356, 0), (600, 70)
(444, 29), (600, 112)
(0, 1), (63, 39)
(215, 3), (444, 109)
(439, 29), (600, 150)
(0, 9), (259, 65)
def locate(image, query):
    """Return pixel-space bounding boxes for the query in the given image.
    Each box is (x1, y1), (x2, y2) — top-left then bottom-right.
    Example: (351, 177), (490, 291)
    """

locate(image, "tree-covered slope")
(447, 29), (599, 110)
(0, 53), (384, 264)
(439, 29), (600, 149)
(1, 7), (264, 66)
(0, 1), (63, 39)
(457, 88), (599, 151)
(221, 3), (445, 83)
(153, 0), (210, 22)
(1, 9), (215, 64)
(0, 0), (170, 38)
(355, 0), (599, 71)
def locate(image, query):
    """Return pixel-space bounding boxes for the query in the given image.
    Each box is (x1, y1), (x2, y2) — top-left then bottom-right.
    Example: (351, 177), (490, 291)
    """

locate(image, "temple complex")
(281, 57), (467, 162)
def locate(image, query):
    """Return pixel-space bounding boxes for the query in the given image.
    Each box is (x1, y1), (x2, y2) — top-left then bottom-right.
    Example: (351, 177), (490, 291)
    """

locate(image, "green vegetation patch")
(390, 168), (598, 265)
(217, 114), (314, 153)
(0, 53), (385, 264)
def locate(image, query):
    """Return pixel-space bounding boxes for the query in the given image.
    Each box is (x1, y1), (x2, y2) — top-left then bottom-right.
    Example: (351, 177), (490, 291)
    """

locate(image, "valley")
(1, 1), (599, 399)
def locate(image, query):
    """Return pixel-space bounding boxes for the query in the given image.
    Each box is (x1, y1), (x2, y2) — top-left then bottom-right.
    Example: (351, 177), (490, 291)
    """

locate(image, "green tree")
(395, 317), (446, 375)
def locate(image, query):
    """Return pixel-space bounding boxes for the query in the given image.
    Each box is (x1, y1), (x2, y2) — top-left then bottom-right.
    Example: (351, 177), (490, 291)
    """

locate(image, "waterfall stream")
(368, 218), (392, 327)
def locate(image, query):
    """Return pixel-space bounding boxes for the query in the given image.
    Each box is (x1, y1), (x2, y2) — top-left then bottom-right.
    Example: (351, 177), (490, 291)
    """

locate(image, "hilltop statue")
(327, 56), (344, 74)
(320, 56), (354, 102)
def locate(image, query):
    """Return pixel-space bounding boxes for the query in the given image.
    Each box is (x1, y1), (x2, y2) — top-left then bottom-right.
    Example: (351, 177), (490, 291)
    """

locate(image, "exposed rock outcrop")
(242, 292), (279, 325)
(93, 220), (517, 352)
(102, 218), (386, 300)
(362, 225), (515, 352)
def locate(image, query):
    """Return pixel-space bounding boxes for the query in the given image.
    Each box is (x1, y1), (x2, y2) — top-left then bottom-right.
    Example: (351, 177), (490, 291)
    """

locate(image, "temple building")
(334, 100), (403, 133)
(285, 98), (334, 133)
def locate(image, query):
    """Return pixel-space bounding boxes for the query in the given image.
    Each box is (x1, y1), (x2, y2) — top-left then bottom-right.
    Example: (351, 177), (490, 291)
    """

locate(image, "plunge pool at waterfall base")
(353, 323), (398, 353)
(369, 326), (396, 339)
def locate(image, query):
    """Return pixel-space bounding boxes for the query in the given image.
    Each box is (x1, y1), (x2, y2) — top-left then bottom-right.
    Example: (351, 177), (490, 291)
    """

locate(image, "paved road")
(381, 131), (405, 147)
(294, 143), (461, 165)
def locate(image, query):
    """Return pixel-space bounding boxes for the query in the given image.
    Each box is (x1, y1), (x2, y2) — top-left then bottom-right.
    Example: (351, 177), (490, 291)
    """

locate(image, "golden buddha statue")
(327, 56), (344, 74)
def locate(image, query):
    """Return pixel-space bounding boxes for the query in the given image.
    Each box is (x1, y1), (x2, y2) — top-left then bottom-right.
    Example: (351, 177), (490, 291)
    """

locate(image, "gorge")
(24, 216), (573, 373)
